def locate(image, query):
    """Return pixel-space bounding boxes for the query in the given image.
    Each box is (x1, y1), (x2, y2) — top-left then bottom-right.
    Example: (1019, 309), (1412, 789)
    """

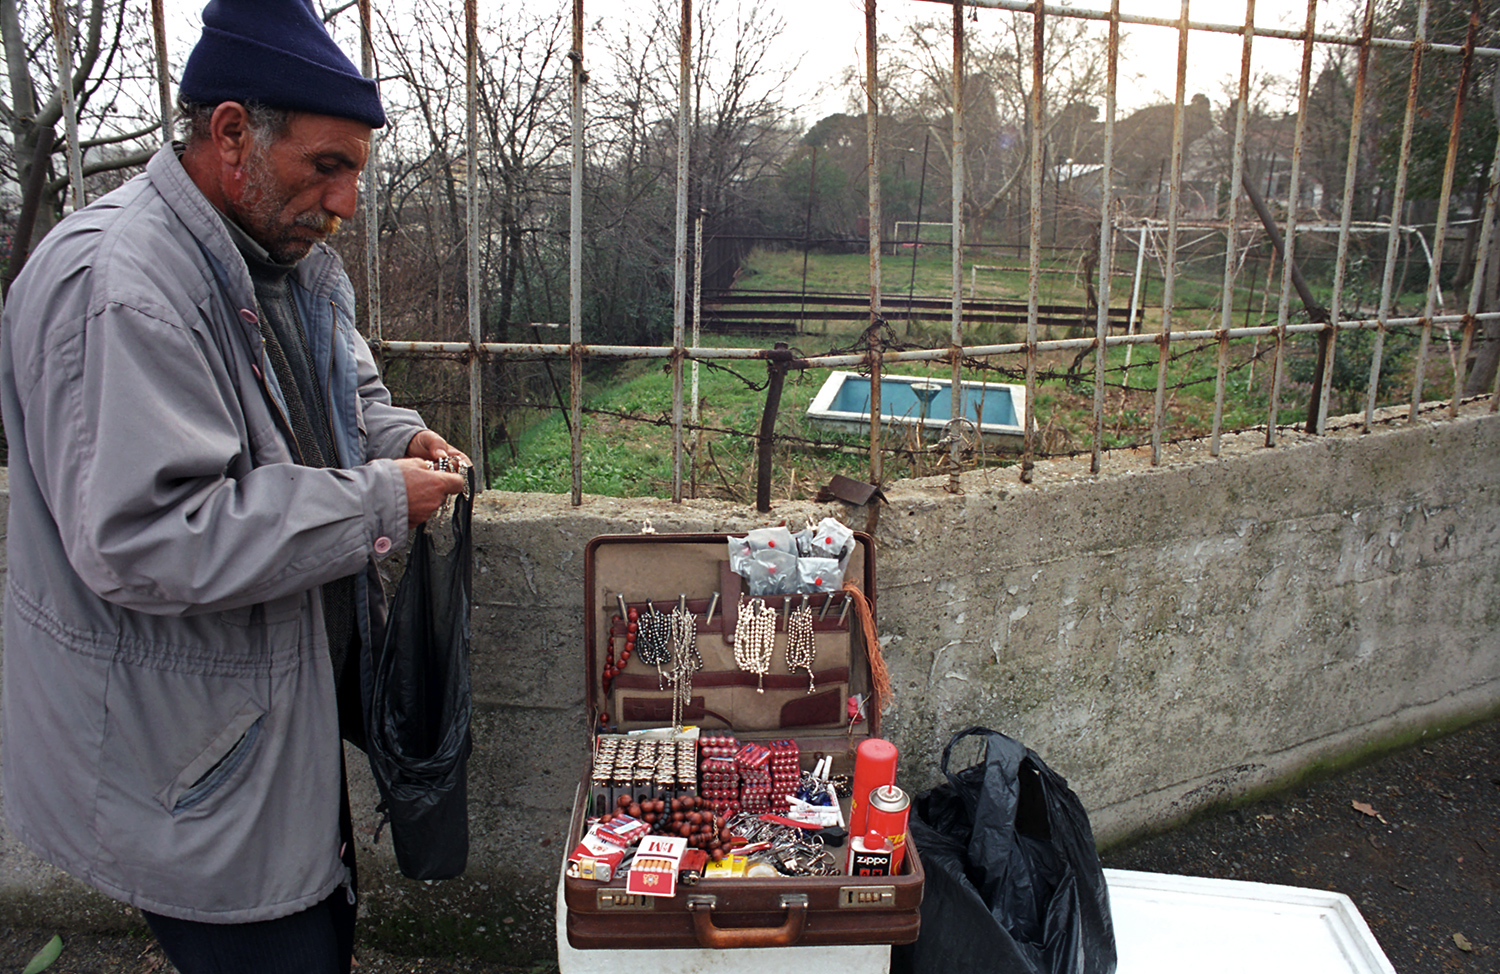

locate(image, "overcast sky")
(165, 0), (1358, 121)
(569, 0), (1356, 119)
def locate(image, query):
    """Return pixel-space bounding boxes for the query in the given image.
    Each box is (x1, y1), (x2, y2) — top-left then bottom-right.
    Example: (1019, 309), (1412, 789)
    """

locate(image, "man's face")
(230, 112), (372, 264)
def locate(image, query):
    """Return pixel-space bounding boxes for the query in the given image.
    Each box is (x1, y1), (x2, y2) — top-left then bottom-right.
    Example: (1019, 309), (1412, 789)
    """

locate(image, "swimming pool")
(805, 371), (1026, 449)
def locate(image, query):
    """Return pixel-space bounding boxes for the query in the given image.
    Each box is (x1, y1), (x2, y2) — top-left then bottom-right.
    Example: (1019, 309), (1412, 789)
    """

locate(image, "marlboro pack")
(626, 835), (688, 898)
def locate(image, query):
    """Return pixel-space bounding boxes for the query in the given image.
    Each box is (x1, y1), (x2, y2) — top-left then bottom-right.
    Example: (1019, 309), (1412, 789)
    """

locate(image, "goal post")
(892, 220), (954, 245)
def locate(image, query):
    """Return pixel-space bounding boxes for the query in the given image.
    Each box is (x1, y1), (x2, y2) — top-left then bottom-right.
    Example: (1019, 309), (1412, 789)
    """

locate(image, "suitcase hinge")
(839, 885), (897, 908)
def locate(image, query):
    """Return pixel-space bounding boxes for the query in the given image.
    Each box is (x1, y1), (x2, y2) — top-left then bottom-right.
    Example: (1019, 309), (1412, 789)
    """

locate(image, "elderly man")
(0, 1), (466, 970)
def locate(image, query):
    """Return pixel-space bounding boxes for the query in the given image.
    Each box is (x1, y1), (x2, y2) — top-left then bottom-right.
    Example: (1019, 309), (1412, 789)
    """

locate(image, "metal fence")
(55, 0), (1500, 506)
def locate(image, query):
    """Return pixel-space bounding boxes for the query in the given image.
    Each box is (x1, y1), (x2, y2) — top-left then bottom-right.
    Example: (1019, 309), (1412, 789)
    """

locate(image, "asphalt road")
(3, 716), (1496, 973)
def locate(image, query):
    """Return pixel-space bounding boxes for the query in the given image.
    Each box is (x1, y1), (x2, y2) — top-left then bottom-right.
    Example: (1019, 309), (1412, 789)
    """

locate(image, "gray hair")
(176, 100), (292, 148)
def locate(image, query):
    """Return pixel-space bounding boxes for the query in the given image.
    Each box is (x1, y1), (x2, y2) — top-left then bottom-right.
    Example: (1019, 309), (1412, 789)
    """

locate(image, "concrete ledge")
(2, 401), (1497, 961)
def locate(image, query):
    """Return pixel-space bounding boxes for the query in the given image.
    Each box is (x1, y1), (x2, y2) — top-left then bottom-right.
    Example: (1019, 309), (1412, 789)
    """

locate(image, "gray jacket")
(0, 144), (425, 923)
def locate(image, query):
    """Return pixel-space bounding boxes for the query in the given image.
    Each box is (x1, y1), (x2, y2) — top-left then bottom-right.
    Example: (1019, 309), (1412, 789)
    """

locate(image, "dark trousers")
(143, 883), (355, 974)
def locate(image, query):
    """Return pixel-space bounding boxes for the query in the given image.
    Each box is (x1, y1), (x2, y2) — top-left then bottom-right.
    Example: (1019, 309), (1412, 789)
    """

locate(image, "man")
(0, 1), (467, 970)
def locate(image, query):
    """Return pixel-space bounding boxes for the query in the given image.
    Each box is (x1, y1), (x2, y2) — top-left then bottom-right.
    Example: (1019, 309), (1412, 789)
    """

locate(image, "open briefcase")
(562, 530), (923, 950)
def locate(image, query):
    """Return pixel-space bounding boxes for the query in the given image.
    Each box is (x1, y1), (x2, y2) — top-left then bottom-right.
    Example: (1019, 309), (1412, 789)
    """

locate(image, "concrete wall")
(3, 402), (1498, 961)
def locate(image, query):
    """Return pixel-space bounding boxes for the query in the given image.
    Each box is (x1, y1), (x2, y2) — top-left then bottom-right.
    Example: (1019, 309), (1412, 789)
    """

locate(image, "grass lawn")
(485, 247), (1454, 500)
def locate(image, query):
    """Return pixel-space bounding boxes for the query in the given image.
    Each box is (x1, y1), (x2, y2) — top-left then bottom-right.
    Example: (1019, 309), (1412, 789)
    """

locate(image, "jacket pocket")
(156, 709), (266, 815)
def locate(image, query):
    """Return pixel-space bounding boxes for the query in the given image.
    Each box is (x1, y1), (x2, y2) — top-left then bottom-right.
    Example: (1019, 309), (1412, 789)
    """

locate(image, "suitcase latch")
(596, 889), (657, 911)
(839, 885), (897, 908)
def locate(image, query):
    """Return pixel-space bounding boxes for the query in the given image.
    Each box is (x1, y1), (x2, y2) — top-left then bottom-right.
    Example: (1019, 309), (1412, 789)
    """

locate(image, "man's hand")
(406, 429), (471, 469)
(396, 458), (466, 526)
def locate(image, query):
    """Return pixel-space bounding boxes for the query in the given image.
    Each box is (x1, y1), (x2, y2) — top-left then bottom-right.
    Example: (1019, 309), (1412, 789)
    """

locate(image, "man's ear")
(208, 101), (254, 171)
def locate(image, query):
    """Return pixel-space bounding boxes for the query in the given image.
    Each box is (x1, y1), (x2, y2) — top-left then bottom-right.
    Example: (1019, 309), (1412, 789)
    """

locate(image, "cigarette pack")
(626, 835), (688, 898)
(566, 826), (627, 882)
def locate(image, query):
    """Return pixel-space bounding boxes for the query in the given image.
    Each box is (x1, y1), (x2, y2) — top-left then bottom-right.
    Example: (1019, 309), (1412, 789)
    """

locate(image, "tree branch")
(36, 0), (107, 131)
(322, 1), (357, 24)
(80, 120), (159, 149)
(45, 145), (151, 194)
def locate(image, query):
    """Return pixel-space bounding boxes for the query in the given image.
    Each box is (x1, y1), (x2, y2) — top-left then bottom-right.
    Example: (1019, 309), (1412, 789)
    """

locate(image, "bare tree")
(2, 0), (159, 293)
(362, 0), (571, 341)
(583, 0), (800, 336)
(876, 9), (1111, 242)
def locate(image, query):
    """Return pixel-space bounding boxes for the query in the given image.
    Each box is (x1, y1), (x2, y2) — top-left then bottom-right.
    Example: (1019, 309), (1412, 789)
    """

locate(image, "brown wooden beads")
(614, 793), (729, 861)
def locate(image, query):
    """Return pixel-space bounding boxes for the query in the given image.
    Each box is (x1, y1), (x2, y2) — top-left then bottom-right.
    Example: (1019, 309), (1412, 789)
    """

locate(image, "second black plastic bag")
(892, 727), (1116, 974)
(365, 467), (474, 880)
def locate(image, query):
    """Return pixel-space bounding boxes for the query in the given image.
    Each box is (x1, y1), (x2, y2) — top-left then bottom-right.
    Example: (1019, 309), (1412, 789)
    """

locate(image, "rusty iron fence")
(47, 0), (1500, 507)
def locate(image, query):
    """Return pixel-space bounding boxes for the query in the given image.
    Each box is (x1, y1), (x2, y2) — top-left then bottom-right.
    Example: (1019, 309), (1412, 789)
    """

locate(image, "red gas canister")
(866, 784), (911, 873)
(848, 738), (897, 838)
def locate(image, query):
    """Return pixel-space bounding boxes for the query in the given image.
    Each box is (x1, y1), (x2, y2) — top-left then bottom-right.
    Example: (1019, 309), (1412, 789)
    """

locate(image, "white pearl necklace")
(785, 599), (817, 694)
(733, 597), (777, 693)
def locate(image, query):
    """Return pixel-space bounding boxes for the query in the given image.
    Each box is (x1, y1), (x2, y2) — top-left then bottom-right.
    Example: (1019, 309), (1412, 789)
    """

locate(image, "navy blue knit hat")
(179, 0), (386, 129)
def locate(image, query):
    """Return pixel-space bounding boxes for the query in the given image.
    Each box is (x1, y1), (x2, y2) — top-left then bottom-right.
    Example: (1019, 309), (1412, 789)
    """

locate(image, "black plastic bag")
(892, 728), (1116, 974)
(365, 469), (474, 880)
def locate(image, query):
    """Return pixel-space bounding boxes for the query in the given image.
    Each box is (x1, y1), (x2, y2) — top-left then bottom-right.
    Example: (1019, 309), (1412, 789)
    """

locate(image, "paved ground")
(3, 716), (1496, 973)
(1100, 716), (1499, 974)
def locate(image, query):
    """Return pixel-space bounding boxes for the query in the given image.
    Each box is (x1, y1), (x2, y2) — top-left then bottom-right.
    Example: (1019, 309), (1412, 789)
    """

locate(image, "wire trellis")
(121, 0), (1500, 506)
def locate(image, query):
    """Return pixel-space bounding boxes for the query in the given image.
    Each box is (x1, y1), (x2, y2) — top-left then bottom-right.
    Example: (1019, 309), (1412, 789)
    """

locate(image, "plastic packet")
(742, 526), (795, 554)
(798, 556), (843, 592)
(739, 547), (799, 595)
(730, 528), (799, 594)
(808, 518), (854, 562)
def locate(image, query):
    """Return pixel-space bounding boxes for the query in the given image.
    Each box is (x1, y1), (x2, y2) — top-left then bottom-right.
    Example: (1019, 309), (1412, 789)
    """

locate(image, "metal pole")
(1091, 0), (1119, 475)
(948, 0), (965, 491)
(49, 0), (85, 211)
(1452, 121), (1500, 415)
(151, 0), (172, 146)
(464, 0), (485, 488)
(1213, 0), (1255, 456)
(1409, 0), (1479, 419)
(1125, 225), (1146, 376)
(692, 209), (704, 427)
(359, 0), (383, 345)
(1151, 0), (1190, 465)
(670, 0), (692, 503)
(756, 344), (792, 513)
(908, 131), (931, 318)
(866, 0), (884, 486)
(1368, 0), (1426, 430)
(1022, 0), (1044, 482)
(570, 0), (586, 505)
(1266, 0), (1319, 447)
(801, 145), (817, 319)
(1315, 0), (1376, 434)
(1241, 174), (1325, 321)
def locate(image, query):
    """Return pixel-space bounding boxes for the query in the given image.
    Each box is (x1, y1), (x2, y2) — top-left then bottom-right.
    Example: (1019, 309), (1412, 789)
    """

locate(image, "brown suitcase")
(562, 531), (923, 950)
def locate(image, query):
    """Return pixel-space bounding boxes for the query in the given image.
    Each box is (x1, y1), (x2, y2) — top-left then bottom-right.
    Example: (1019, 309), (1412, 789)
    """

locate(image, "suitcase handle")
(686, 893), (809, 948)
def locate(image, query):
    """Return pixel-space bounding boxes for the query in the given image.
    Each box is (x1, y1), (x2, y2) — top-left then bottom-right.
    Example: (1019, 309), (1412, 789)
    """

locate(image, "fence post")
(756, 343), (792, 513)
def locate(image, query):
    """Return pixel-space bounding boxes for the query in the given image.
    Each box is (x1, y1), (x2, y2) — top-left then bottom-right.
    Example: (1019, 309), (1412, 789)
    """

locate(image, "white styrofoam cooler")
(1105, 868), (1397, 974)
(556, 868), (1396, 974)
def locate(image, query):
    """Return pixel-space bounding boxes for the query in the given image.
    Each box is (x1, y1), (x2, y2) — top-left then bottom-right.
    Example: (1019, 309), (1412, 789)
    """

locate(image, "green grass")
(486, 247), (1443, 499)
(734, 246), (1090, 307)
